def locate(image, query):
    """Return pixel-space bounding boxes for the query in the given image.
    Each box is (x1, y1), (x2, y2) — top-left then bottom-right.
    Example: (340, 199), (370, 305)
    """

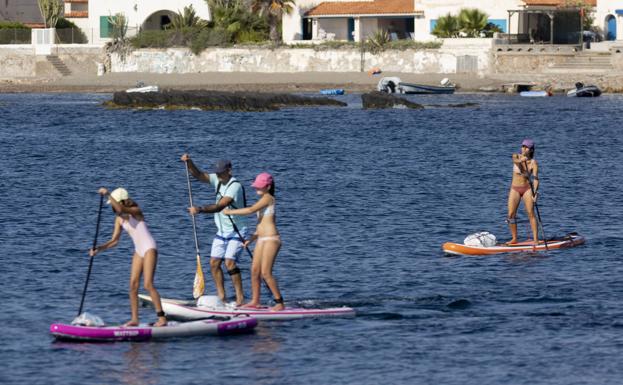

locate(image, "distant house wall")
(595, 0), (623, 40)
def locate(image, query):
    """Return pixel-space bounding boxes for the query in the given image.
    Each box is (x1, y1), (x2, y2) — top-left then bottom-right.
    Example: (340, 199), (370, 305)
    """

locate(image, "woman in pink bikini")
(90, 187), (167, 327)
(223, 172), (284, 311)
(507, 139), (540, 245)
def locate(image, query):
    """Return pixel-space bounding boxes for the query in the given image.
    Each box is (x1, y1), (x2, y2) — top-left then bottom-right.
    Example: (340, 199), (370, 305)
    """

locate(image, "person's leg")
(242, 242), (263, 307)
(258, 240), (283, 311)
(523, 191), (539, 244)
(224, 237), (245, 305)
(210, 236), (227, 301)
(142, 249), (167, 326)
(210, 257), (226, 301)
(125, 253), (142, 326)
(507, 188), (521, 244)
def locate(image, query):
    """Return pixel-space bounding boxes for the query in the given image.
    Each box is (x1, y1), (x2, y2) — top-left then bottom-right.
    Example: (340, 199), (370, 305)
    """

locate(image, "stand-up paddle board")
(139, 294), (356, 321)
(50, 317), (257, 342)
(442, 232), (584, 256)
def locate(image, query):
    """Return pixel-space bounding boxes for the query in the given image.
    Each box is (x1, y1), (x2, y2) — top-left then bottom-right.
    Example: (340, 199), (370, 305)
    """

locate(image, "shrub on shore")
(0, 21), (31, 44)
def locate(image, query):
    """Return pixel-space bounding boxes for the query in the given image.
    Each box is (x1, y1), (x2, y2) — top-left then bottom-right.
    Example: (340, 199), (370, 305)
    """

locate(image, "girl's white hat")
(107, 187), (129, 204)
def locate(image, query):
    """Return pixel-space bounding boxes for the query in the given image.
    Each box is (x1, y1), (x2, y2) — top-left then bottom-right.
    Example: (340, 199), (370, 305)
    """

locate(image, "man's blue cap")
(213, 159), (232, 173)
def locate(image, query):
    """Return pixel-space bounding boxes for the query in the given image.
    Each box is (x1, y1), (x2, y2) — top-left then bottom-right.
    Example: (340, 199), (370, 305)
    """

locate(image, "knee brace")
(227, 267), (241, 276)
(505, 216), (517, 225)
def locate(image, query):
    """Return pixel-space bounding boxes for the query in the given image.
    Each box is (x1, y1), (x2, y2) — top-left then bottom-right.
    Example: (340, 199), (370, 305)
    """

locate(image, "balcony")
(65, 11), (88, 18)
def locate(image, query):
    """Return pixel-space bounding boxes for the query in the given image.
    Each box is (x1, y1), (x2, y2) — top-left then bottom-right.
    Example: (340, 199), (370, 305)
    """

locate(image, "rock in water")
(361, 91), (424, 110)
(107, 90), (347, 111)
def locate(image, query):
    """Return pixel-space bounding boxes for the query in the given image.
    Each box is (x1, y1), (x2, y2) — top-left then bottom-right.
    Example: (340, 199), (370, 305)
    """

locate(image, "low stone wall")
(492, 52), (573, 73)
(111, 39), (494, 75)
(0, 45), (105, 78)
(0, 46), (37, 78)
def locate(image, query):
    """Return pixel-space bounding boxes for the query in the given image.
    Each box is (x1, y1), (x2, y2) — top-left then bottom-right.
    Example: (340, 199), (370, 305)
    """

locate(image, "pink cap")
(251, 172), (273, 189)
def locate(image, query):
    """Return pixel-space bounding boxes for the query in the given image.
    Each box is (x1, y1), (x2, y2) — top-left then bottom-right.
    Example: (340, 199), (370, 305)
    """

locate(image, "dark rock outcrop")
(361, 91), (424, 109)
(107, 90), (347, 111)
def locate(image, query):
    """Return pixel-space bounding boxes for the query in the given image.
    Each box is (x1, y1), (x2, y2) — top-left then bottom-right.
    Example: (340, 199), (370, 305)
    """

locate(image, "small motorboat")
(520, 86), (553, 97)
(567, 82), (601, 97)
(126, 82), (159, 93)
(377, 77), (455, 94)
(319, 89), (345, 95)
(399, 78), (456, 94)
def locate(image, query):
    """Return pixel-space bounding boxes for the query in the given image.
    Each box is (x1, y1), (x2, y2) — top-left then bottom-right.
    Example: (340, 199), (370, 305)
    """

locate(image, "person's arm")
(512, 153), (528, 164)
(531, 161), (539, 193)
(223, 195), (270, 216)
(89, 216), (122, 256)
(181, 154), (210, 183)
(192, 196), (233, 215)
(100, 188), (143, 219)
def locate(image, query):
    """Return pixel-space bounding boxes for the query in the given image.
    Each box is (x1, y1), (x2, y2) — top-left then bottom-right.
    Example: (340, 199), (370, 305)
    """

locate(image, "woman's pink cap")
(251, 172), (273, 189)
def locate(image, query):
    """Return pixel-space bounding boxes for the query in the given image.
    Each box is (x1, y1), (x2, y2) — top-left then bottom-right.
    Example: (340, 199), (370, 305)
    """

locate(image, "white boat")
(520, 90), (552, 97)
(140, 294), (356, 321)
(126, 85), (159, 93)
(377, 77), (455, 94)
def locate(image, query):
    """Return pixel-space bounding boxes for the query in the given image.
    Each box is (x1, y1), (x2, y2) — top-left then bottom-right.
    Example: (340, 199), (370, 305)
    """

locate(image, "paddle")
(524, 160), (548, 250)
(77, 194), (104, 317)
(185, 161), (206, 299)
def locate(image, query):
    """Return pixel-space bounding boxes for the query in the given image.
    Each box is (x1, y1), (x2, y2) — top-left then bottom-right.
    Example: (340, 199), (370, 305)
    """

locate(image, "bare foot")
(239, 302), (260, 309)
(123, 320), (139, 327)
(152, 317), (167, 327)
(270, 303), (285, 312)
(505, 239), (518, 245)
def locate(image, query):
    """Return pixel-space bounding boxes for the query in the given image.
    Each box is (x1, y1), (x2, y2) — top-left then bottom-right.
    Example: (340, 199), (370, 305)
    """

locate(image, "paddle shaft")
(523, 160), (548, 250)
(77, 194), (104, 316)
(184, 162), (202, 256)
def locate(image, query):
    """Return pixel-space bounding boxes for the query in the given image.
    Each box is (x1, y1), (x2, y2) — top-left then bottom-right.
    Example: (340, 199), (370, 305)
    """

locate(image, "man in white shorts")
(182, 155), (248, 305)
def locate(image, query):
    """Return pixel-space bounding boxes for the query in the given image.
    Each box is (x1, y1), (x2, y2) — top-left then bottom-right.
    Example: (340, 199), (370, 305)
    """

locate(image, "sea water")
(0, 92), (622, 385)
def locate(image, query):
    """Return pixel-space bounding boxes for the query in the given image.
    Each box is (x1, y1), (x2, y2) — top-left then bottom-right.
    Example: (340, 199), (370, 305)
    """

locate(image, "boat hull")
(567, 86), (601, 97)
(398, 82), (455, 94)
(140, 294), (356, 321)
(442, 233), (585, 256)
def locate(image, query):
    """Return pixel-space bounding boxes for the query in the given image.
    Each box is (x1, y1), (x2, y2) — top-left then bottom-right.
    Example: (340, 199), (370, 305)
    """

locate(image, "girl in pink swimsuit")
(90, 187), (167, 327)
(223, 172), (284, 311)
(507, 139), (540, 245)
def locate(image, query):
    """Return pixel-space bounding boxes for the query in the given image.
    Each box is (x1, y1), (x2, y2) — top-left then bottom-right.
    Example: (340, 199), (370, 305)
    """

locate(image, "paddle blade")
(193, 254), (205, 299)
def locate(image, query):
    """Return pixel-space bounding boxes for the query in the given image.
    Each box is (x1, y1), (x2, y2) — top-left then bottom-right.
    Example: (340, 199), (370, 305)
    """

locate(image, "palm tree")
(251, 0), (295, 43)
(170, 5), (207, 30)
(458, 8), (488, 37)
(432, 13), (459, 38)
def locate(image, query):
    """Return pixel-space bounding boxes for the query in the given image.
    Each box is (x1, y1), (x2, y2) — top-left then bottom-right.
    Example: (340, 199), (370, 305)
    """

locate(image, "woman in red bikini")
(507, 139), (539, 245)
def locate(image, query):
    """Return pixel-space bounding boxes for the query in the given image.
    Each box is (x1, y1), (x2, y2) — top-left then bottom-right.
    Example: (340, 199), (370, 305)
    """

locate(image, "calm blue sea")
(0, 92), (622, 385)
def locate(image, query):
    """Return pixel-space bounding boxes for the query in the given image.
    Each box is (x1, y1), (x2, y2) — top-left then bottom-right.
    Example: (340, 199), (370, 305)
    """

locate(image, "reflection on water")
(119, 343), (162, 385)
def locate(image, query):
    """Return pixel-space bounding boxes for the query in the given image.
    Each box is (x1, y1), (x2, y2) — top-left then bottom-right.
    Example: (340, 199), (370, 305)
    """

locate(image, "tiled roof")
(523, 0), (596, 6)
(306, 0), (422, 17)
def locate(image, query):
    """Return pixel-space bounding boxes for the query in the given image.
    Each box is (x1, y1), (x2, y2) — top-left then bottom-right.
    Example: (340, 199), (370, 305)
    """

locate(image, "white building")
(64, 0), (211, 44)
(594, 0), (623, 40)
(282, 0), (621, 43)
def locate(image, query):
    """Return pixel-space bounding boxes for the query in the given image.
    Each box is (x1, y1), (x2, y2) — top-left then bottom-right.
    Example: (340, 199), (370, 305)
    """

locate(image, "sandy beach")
(0, 72), (515, 93)
(1, 71), (620, 94)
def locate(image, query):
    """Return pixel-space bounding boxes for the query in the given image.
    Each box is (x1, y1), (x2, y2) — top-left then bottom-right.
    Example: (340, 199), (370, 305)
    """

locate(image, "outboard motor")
(575, 82), (584, 90)
(386, 81), (397, 94)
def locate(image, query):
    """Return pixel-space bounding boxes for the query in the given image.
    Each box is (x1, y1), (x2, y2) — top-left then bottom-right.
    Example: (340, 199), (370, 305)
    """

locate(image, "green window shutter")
(100, 16), (116, 38)
(100, 16), (109, 38)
